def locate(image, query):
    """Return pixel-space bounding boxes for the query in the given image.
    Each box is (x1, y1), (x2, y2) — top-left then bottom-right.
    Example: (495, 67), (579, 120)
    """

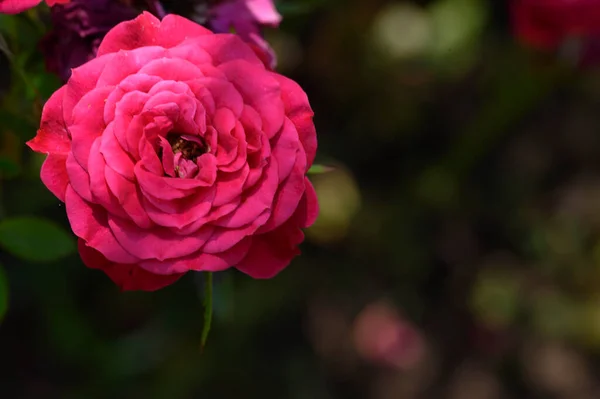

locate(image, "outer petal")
(300, 179), (319, 228)
(235, 209), (305, 279)
(270, 118), (301, 181)
(220, 60), (284, 137)
(108, 217), (214, 261)
(63, 55), (114, 125)
(97, 13), (211, 56)
(256, 149), (305, 233)
(96, 47), (167, 87)
(189, 34), (264, 67)
(66, 152), (92, 202)
(70, 86), (113, 170)
(273, 74), (317, 168)
(138, 237), (251, 274)
(40, 153), (69, 202)
(65, 185), (138, 264)
(203, 208), (271, 253)
(27, 87), (70, 154)
(78, 240), (183, 292)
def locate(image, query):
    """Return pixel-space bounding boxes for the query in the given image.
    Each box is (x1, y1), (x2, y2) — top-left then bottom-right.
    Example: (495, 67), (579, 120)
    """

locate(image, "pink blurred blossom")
(353, 301), (425, 370)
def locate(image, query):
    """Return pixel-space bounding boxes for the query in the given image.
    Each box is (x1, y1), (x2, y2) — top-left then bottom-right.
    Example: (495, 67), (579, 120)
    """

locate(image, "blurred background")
(3, 0), (600, 398)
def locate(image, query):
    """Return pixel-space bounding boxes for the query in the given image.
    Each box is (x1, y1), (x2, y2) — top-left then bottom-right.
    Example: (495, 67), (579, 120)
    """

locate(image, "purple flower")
(208, 0), (282, 69)
(41, 0), (137, 81)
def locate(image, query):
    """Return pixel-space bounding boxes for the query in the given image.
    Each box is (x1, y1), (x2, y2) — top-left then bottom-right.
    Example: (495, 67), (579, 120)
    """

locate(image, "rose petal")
(104, 74), (159, 124)
(195, 153), (218, 185)
(111, 91), (152, 158)
(97, 13), (212, 57)
(78, 240), (183, 291)
(300, 178), (319, 228)
(189, 77), (244, 118)
(40, 153), (69, 201)
(66, 185), (138, 263)
(87, 138), (129, 219)
(96, 46), (167, 87)
(188, 34), (264, 67)
(235, 215), (304, 279)
(219, 59), (284, 137)
(142, 186), (215, 229)
(138, 58), (205, 82)
(138, 237), (252, 274)
(167, 43), (213, 69)
(270, 118), (301, 181)
(108, 217), (214, 261)
(256, 149), (306, 233)
(100, 123), (135, 180)
(63, 55), (114, 125)
(104, 166), (153, 228)
(27, 87), (70, 154)
(213, 156), (278, 228)
(203, 208), (270, 253)
(273, 74), (317, 169)
(241, 104), (263, 152)
(135, 163), (214, 200)
(143, 89), (201, 134)
(66, 152), (92, 202)
(69, 86), (114, 171)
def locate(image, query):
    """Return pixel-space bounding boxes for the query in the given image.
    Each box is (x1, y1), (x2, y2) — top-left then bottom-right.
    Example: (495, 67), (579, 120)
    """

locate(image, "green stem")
(200, 272), (213, 352)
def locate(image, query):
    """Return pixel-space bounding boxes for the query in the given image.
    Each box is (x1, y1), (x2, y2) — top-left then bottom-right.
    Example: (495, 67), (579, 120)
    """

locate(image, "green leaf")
(307, 164), (334, 175)
(200, 272), (213, 352)
(0, 264), (7, 323)
(0, 217), (76, 262)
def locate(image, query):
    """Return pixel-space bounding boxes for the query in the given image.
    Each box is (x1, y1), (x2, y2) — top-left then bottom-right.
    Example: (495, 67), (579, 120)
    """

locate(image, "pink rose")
(512, 0), (600, 50)
(27, 12), (318, 291)
(0, 0), (69, 14)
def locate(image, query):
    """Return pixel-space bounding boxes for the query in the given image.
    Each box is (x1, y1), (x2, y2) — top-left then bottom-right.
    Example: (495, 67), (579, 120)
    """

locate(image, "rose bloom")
(27, 12), (318, 291)
(0, 0), (69, 14)
(512, 0), (600, 50)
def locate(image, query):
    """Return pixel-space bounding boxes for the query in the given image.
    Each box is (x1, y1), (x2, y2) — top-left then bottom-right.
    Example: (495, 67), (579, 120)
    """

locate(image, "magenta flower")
(27, 13), (318, 291)
(209, 0), (282, 69)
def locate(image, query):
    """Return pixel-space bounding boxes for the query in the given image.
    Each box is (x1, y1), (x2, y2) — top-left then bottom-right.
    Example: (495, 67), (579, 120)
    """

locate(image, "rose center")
(166, 133), (208, 161)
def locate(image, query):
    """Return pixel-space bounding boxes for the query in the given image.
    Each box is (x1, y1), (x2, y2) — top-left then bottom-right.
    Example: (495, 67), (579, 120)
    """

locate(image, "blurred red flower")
(512, 0), (600, 50)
